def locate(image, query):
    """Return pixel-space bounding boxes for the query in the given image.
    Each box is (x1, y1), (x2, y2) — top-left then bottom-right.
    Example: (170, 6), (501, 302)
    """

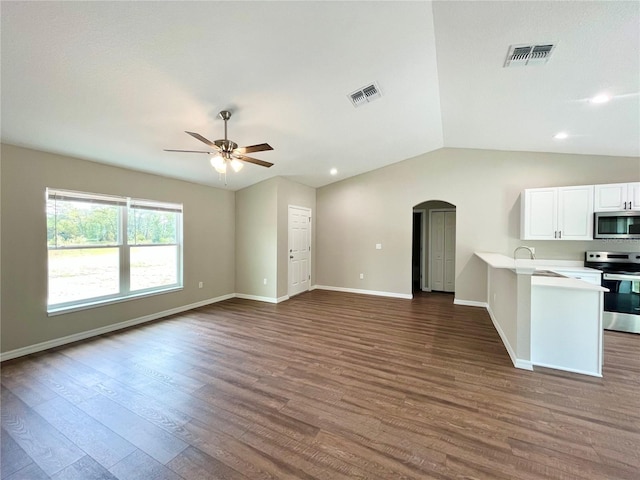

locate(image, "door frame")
(288, 205), (312, 297)
(413, 209), (427, 291)
(428, 208), (456, 292)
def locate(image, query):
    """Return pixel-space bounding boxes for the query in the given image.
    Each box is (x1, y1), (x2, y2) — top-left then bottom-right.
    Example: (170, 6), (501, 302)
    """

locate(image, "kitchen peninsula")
(476, 252), (608, 377)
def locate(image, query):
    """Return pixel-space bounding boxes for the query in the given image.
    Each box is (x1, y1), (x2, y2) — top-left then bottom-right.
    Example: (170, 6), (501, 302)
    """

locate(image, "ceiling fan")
(165, 110), (273, 174)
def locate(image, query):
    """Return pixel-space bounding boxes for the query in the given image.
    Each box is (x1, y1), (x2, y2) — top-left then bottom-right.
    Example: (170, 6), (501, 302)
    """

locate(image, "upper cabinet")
(594, 183), (640, 211)
(521, 185), (594, 240)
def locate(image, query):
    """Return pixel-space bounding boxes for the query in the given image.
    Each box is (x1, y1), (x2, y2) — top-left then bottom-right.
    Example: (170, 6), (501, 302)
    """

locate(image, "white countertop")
(475, 252), (598, 271)
(531, 275), (606, 291)
(475, 252), (607, 292)
(475, 252), (518, 269)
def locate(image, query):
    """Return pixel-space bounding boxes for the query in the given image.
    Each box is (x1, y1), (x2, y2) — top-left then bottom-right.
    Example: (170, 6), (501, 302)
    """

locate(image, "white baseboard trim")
(421, 287), (432, 292)
(453, 298), (487, 308)
(0, 294), (235, 362)
(514, 358), (534, 370)
(531, 361), (601, 378)
(485, 304), (533, 371)
(314, 285), (413, 300)
(235, 293), (289, 304)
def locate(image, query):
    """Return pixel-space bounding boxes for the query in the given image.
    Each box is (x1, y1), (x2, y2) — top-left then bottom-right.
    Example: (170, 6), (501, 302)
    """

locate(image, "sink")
(532, 270), (566, 278)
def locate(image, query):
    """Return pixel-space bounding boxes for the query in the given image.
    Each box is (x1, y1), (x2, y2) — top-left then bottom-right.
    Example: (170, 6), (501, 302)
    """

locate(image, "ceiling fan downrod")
(219, 110), (231, 142)
(216, 111), (236, 155)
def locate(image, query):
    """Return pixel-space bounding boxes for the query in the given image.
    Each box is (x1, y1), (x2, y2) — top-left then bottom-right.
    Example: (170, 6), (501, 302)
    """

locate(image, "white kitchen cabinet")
(521, 185), (594, 240)
(594, 182), (640, 211)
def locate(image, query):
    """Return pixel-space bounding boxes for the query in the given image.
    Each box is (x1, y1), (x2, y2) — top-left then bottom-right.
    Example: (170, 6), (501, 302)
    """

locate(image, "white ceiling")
(2, 1), (638, 191)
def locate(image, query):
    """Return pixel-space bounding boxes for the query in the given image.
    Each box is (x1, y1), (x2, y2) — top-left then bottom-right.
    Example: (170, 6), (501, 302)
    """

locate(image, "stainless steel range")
(585, 251), (640, 334)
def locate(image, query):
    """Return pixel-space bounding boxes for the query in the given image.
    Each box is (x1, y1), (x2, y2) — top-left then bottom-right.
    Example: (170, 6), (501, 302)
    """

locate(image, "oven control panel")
(585, 251), (640, 263)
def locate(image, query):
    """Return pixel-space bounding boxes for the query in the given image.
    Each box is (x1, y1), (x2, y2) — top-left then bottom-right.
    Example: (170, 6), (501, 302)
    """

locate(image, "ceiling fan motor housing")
(214, 139), (238, 154)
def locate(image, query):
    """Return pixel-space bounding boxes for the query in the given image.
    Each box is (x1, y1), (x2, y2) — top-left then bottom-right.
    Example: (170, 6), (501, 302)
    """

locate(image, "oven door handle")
(603, 273), (640, 282)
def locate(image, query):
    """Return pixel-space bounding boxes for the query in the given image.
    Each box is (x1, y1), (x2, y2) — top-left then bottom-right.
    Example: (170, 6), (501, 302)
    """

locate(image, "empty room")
(1, 1), (639, 479)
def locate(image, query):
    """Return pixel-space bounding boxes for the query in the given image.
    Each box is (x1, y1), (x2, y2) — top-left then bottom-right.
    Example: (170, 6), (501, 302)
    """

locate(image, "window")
(47, 189), (182, 312)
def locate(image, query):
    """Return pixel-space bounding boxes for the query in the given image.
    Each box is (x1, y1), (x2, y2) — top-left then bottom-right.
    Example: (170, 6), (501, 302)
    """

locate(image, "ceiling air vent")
(348, 82), (381, 107)
(504, 43), (556, 67)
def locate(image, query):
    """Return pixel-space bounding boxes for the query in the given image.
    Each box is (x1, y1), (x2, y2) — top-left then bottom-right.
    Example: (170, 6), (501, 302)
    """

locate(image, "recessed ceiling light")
(330, 168), (338, 176)
(554, 132), (568, 140)
(589, 94), (611, 104)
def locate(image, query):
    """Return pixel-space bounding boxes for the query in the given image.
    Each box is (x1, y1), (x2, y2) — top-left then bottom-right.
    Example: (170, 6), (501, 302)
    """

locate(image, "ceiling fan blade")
(164, 149), (212, 153)
(185, 131), (220, 150)
(234, 143), (273, 154)
(235, 154), (274, 168)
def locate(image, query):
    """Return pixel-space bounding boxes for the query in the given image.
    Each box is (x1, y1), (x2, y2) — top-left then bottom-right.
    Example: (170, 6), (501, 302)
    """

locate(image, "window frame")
(46, 188), (183, 315)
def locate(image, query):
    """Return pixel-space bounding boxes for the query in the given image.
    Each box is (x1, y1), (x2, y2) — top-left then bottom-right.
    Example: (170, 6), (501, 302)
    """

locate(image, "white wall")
(316, 148), (640, 302)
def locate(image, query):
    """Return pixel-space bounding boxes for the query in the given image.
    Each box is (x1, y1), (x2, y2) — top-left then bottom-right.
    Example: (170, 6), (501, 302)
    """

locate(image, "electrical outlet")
(198, 282), (203, 289)
(263, 278), (267, 285)
(359, 273), (364, 280)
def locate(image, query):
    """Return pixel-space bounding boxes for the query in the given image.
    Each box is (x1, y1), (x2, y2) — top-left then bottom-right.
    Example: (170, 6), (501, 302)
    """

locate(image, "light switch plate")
(376, 243), (382, 250)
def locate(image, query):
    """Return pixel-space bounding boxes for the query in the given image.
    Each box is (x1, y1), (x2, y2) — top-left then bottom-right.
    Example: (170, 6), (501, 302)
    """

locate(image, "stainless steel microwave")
(594, 211), (640, 239)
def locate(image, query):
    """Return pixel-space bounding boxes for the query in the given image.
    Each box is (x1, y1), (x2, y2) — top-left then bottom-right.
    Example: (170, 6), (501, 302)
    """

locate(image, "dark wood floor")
(1, 290), (639, 480)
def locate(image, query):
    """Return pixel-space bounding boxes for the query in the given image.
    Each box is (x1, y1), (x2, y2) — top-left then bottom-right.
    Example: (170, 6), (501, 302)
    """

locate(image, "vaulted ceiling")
(2, 1), (638, 191)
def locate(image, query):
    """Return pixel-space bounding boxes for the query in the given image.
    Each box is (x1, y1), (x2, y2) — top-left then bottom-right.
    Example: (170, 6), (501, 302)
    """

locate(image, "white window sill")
(47, 286), (183, 317)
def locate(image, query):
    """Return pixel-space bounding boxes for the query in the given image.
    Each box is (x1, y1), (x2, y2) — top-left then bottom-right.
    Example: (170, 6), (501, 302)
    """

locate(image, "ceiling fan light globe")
(210, 154), (226, 173)
(230, 159), (244, 172)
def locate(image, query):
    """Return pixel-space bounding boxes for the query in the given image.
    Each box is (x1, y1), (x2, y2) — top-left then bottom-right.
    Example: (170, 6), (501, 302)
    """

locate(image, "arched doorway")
(412, 200), (456, 294)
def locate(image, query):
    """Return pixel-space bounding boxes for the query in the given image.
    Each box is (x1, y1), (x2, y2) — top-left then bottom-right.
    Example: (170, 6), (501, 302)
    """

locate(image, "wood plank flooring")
(1, 290), (639, 479)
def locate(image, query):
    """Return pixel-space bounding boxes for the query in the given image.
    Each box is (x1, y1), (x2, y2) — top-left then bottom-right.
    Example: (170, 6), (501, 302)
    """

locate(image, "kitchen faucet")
(513, 246), (536, 260)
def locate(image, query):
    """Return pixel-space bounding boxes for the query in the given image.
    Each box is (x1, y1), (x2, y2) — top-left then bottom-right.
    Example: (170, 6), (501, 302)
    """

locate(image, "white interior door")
(288, 206), (311, 297)
(430, 211), (445, 291)
(429, 209), (456, 292)
(443, 211), (456, 292)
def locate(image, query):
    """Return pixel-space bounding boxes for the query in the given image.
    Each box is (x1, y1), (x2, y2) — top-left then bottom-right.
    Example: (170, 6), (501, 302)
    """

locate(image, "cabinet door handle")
(559, 231), (562, 239)
(625, 201), (628, 209)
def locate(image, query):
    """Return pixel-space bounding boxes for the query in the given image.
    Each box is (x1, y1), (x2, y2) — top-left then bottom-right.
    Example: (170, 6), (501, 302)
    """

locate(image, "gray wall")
(1, 144), (236, 353)
(235, 177), (278, 298)
(235, 176), (316, 300)
(3, 142), (638, 355)
(488, 267), (519, 359)
(316, 148), (640, 303)
(276, 177), (316, 298)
